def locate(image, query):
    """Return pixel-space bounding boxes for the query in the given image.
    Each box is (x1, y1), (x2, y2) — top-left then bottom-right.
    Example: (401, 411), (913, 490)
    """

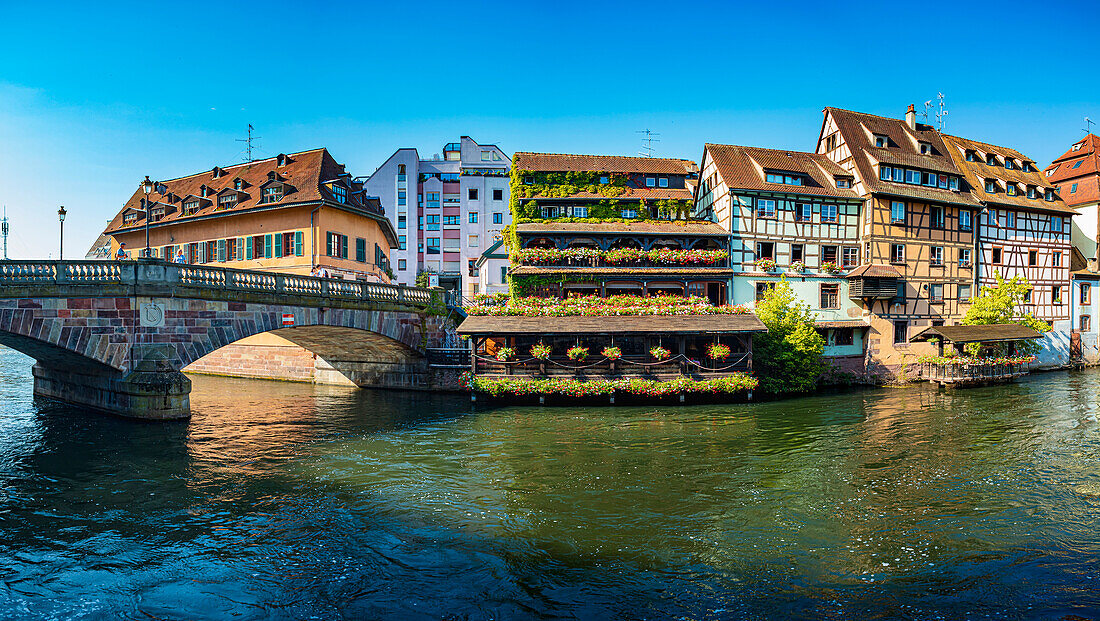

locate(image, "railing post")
(275, 274), (284, 294)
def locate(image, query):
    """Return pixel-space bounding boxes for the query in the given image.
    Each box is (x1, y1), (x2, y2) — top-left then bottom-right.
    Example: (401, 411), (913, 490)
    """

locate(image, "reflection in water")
(1, 345), (1099, 619)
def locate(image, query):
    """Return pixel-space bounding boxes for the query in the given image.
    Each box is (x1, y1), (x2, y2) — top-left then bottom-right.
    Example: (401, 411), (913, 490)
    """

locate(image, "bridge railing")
(0, 260), (443, 310)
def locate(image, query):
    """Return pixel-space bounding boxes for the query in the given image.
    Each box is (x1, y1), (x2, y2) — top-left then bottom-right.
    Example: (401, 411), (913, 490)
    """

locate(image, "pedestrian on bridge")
(115, 243), (129, 260)
(174, 248), (187, 264)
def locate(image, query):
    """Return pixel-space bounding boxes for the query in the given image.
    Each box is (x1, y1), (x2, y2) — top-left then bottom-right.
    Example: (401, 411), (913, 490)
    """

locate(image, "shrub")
(752, 278), (825, 394)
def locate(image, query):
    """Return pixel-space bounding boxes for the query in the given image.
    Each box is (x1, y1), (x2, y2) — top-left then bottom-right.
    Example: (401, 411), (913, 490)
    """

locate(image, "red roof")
(1044, 134), (1100, 207)
(704, 143), (861, 199)
(104, 148), (393, 241)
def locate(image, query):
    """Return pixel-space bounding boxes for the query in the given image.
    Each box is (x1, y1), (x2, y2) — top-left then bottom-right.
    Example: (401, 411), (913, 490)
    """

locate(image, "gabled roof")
(941, 134), (1075, 215)
(1044, 134), (1100, 207)
(823, 107), (980, 207)
(704, 143), (861, 200)
(104, 148), (388, 236)
(513, 152), (698, 175)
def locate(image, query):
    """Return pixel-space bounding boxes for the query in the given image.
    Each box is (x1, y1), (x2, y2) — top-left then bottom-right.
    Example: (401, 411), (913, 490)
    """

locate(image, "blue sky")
(0, 0), (1096, 258)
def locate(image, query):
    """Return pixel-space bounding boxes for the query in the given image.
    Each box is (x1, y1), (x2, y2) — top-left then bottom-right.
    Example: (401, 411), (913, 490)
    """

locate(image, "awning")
(458, 313), (767, 336)
(909, 323), (1042, 344)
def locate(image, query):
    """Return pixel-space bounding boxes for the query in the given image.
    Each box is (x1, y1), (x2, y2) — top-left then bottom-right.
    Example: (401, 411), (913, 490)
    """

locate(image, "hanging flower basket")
(601, 346), (622, 360)
(567, 345), (590, 361)
(495, 347), (515, 362)
(530, 342), (552, 360)
(706, 343), (731, 360)
(650, 346), (671, 361)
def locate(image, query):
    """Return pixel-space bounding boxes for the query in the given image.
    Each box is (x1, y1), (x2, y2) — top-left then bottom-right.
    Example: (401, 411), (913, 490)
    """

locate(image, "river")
(0, 345), (1098, 620)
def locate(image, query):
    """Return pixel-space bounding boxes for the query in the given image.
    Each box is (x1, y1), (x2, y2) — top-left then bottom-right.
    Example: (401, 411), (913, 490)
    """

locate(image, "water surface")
(1, 346), (1099, 619)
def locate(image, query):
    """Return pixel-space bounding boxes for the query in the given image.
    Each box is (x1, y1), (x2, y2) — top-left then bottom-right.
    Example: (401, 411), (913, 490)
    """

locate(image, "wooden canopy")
(909, 323), (1042, 344)
(458, 314), (767, 336)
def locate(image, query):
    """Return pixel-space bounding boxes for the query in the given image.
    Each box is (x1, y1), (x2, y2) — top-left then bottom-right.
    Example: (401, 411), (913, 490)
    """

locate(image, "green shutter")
(246, 236), (253, 259)
(217, 239), (226, 262)
(264, 234), (272, 258)
(274, 232), (283, 258)
(237, 238), (245, 261)
(295, 231), (304, 256)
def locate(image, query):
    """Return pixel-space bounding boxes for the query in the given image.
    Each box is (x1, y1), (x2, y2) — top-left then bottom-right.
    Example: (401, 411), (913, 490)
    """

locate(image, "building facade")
(696, 143), (868, 374)
(816, 106), (979, 373)
(104, 148), (397, 281)
(363, 137), (510, 297)
(1046, 134), (1100, 264)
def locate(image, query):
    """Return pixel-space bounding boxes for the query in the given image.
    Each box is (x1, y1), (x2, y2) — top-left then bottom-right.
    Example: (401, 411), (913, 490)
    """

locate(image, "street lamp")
(57, 206), (66, 261)
(141, 175), (153, 258)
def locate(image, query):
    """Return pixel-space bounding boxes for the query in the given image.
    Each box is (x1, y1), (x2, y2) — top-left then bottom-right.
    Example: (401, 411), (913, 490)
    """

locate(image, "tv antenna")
(637, 129), (660, 158)
(1, 206), (8, 260)
(236, 124), (261, 162)
(1085, 117), (1095, 136)
(933, 92), (948, 131)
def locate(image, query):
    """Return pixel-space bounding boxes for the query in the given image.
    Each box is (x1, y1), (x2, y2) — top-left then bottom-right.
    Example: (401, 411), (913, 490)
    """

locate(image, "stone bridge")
(0, 260), (457, 420)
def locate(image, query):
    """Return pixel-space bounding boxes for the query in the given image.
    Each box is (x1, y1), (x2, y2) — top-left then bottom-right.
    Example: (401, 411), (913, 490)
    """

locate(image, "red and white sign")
(282, 313), (295, 327)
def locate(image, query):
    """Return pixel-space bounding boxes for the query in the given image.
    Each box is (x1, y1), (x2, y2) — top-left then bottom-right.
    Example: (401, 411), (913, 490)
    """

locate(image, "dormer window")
(1073, 142), (1084, 152)
(332, 185), (347, 204)
(836, 178), (851, 188)
(1023, 162), (1036, 172)
(765, 172), (802, 185)
(1045, 166), (1058, 177)
(218, 193), (237, 210)
(985, 179), (997, 193)
(234, 178), (244, 190)
(183, 199), (200, 215)
(200, 185), (209, 198)
(1006, 183), (1018, 196)
(150, 206), (165, 222)
(919, 141), (932, 155)
(1045, 188), (1055, 201)
(1027, 186), (1038, 199)
(658, 177), (668, 188)
(123, 212), (139, 224)
(986, 153), (998, 166)
(1006, 159), (1016, 170)
(965, 150), (978, 162)
(645, 177), (656, 187)
(267, 171), (277, 181)
(874, 134), (888, 148)
(212, 166), (223, 178)
(262, 185), (283, 203)
(276, 154), (288, 167)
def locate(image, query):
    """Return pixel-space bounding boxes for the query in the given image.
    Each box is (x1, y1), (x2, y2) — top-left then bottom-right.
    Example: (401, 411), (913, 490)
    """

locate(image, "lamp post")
(141, 175), (153, 258)
(57, 206), (66, 261)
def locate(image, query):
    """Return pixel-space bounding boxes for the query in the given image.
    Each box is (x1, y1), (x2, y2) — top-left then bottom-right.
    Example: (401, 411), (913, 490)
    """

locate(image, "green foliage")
(508, 167), (693, 221)
(962, 272), (1051, 355)
(751, 278), (826, 394)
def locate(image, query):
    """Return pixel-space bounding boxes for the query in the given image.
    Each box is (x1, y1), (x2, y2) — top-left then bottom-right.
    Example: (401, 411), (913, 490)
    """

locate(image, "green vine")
(509, 273), (595, 297)
(508, 168), (693, 221)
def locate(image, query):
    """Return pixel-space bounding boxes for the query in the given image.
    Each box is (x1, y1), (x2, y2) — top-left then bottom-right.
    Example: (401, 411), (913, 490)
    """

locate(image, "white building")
(363, 137), (511, 297)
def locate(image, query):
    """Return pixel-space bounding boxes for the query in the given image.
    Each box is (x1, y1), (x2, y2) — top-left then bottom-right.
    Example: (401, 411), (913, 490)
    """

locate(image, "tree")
(752, 279), (826, 394)
(962, 271), (1051, 355)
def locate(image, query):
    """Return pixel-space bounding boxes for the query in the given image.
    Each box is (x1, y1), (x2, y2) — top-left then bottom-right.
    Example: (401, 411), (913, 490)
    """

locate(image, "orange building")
(104, 148), (397, 281)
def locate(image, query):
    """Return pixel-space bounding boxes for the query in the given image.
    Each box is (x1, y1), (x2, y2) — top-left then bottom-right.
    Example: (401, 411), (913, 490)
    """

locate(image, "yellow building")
(104, 148), (397, 281)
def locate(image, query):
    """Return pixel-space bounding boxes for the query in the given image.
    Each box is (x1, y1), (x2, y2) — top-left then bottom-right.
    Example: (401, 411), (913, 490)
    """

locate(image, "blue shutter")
(217, 239), (226, 262)
(246, 236), (253, 259)
(295, 231), (304, 256)
(274, 233), (283, 258)
(264, 234), (272, 258)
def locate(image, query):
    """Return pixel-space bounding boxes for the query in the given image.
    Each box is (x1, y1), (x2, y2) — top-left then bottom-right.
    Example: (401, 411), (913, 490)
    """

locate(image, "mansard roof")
(704, 143), (861, 200)
(513, 152), (698, 176)
(104, 148), (382, 235)
(1044, 134), (1100, 207)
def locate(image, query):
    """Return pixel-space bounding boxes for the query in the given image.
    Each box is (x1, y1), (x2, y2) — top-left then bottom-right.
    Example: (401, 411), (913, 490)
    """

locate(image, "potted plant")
(650, 345), (671, 361)
(530, 342), (552, 360)
(567, 345), (589, 361)
(755, 258), (776, 272)
(706, 343), (731, 360)
(495, 347), (515, 362)
(601, 346), (622, 360)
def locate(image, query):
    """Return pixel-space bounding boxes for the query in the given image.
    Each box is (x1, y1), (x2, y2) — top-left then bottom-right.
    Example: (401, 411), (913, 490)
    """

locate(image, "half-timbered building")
(1045, 134), (1100, 265)
(941, 134), (1074, 325)
(696, 143), (868, 373)
(816, 106), (978, 373)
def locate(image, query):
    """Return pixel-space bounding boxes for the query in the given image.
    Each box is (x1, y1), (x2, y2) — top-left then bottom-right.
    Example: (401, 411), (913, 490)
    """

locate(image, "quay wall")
(183, 333), (356, 386)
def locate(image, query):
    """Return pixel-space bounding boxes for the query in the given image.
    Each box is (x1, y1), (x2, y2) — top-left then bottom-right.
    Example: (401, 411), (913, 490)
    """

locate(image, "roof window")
(919, 141), (932, 155)
(874, 134), (888, 148)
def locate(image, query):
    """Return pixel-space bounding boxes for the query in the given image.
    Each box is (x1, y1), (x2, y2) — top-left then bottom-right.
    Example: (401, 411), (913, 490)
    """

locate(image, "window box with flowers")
(755, 258), (777, 272)
(820, 262), (841, 274)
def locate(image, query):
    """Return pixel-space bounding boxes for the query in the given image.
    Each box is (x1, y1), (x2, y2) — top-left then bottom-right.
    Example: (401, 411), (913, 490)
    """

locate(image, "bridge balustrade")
(0, 259), (451, 311)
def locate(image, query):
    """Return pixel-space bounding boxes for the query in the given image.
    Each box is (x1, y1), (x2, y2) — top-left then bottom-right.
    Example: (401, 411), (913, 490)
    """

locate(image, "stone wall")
(183, 333), (356, 386)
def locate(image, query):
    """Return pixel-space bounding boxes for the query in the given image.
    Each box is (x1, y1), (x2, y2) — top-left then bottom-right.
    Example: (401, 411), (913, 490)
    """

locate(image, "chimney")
(1090, 256), (1098, 272)
(905, 104), (916, 130)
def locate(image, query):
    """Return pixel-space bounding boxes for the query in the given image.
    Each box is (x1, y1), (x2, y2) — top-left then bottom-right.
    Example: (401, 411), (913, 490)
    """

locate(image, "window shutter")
(326, 232), (333, 257)
(274, 233), (283, 258)
(238, 238), (245, 261)
(343, 235), (349, 259)
(217, 239), (226, 262)
(295, 231), (304, 256)
(264, 234), (272, 259)
(246, 236), (253, 260)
